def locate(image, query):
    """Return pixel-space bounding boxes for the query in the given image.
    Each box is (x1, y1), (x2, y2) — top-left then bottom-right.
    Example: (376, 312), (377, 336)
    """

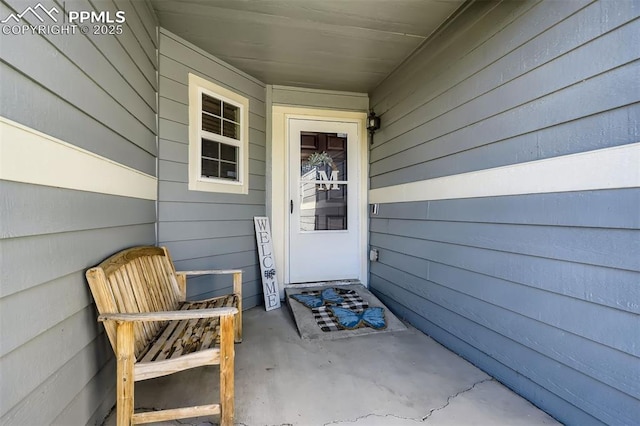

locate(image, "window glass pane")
(223, 102), (239, 122)
(202, 139), (219, 159)
(202, 94), (221, 116)
(299, 182), (347, 231)
(202, 114), (221, 134)
(300, 132), (347, 180)
(220, 162), (238, 180)
(299, 131), (348, 231)
(202, 158), (219, 178)
(223, 121), (239, 140)
(201, 140), (237, 181)
(220, 143), (237, 162)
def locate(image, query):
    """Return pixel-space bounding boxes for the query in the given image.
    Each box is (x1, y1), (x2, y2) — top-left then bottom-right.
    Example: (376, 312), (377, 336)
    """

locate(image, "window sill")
(188, 179), (248, 194)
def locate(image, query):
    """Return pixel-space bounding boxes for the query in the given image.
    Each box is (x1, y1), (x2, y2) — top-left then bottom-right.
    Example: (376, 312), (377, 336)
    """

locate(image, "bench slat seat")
(139, 294), (238, 363)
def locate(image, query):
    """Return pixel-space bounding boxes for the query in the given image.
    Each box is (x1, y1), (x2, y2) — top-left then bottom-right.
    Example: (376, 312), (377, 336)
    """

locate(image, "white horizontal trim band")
(0, 117), (157, 200)
(369, 143), (640, 204)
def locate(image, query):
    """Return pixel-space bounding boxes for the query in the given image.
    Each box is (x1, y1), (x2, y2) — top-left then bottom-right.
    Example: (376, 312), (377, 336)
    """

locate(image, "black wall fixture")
(367, 110), (381, 145)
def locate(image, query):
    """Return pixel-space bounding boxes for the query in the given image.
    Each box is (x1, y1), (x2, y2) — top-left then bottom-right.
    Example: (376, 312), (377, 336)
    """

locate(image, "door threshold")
(285, 279), (362, 289)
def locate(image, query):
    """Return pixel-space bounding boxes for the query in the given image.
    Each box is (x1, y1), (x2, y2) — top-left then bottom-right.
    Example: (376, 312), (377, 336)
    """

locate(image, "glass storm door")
(288, 118), (360, 283)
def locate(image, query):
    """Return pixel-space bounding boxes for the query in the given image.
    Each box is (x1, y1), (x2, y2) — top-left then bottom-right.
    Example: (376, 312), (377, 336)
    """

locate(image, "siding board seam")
(375, 1), (613, 133)
(372, 215), (640, 231)
(111, 0), (157, 68)
(372, 0), (541, 113)
(140, 0), (160, 41)
(370, 237), (640, 315)
(51, 0), (158, 117)
(371, 232), (640, 311)
(97, 1), (157, 90)
(373, 0), (594, 119)
(372, 260), (640, 341)
(11, 0), (159, 125)
(2, 332), (113, 424)
(0, 306), (103, 417)
(369, 229), (638, 272)
(171, 251), (260, 263)
(370, 245), (638, 310)
(372, 58), (640, 171)
(0, 57), (156, 155)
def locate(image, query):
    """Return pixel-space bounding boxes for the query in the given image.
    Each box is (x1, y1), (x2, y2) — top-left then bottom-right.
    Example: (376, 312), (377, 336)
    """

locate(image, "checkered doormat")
(307, 288), (369, 332)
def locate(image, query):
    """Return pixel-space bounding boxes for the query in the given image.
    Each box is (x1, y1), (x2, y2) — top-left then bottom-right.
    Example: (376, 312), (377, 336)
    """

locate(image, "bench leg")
(233, 272), (243, 343)
(220, 315), (235, 426)
(116, 321), (135, 426)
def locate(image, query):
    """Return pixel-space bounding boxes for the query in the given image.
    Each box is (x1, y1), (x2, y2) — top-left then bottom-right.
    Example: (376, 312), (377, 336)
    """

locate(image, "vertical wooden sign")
(254, 217), (282, 311)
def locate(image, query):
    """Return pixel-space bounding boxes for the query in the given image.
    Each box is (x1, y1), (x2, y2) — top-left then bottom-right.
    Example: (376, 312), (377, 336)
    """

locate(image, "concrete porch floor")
(103, 306), (559, 426)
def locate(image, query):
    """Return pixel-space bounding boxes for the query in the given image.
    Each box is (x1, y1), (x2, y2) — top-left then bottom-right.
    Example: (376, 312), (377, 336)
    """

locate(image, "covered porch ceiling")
(150, 0), (466, 93)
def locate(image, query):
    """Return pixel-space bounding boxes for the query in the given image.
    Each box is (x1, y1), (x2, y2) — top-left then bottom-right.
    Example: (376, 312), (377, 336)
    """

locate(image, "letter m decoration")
(253, 217), (281, 311)
(317, 170), (340, 190)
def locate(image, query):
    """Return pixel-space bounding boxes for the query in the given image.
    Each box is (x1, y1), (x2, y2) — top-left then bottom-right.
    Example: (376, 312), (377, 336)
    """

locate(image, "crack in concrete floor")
(323, 412), (423, 425)
(321, 377), (494, 425)
(421, 378), (494, 421)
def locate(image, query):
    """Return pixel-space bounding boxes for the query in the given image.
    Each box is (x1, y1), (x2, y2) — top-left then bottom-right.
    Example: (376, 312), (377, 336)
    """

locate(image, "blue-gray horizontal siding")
(270, 85), (369, 111)
(157, 29), (266, 308)
(370, 196), (640, 425)
(0, 0), (157, 173)
(368, 1), (640, 425)
(0, 188), (156, 425)
(0, 1), (158, 424)
(371, 0), (640, 186)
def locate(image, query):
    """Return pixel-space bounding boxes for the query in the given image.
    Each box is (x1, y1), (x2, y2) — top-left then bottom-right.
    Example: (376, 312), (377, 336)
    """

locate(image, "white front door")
(288, 118), (360, 283)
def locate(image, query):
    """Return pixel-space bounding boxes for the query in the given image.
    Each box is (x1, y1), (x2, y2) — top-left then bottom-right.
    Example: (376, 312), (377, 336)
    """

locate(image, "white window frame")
(188, 73), (249, 194)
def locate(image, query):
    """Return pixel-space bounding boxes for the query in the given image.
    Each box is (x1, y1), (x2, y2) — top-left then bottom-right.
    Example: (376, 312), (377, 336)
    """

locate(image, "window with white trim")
(188, 73), (249, 194)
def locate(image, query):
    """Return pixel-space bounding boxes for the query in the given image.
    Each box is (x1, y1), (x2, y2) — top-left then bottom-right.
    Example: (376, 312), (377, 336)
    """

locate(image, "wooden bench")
(86, 246), (242, 426)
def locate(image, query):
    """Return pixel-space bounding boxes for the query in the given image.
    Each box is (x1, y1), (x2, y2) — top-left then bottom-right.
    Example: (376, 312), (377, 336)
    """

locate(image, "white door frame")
(269, 106), (368, 293)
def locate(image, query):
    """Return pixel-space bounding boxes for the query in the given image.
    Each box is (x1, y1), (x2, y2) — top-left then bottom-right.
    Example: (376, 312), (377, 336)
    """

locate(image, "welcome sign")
(254, 217), (282, 311)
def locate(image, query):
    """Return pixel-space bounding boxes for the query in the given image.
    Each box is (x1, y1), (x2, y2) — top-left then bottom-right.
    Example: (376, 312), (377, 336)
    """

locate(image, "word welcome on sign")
(254, 217), (281, 311)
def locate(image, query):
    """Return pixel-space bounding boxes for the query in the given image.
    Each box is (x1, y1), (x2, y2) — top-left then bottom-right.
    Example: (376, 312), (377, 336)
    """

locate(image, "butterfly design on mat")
(329, 306), (386, 330)
(290, 288), (344, 308)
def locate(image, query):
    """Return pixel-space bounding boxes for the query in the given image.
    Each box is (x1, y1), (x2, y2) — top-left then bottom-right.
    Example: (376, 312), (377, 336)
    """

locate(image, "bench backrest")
(86, 246), (183, 358)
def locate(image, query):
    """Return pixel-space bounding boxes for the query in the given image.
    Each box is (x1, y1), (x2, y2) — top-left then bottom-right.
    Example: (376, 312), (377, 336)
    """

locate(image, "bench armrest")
(175, 270), (243, 303)
(98, 307), (238, 322)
